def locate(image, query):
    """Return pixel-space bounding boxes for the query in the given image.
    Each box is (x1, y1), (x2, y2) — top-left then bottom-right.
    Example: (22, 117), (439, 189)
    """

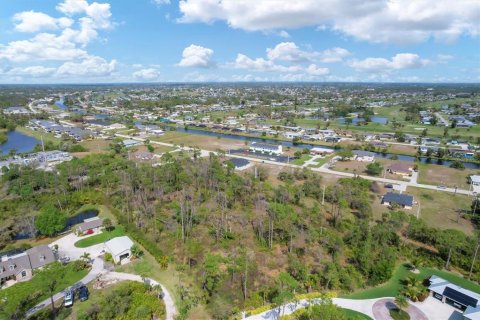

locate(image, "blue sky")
(0, 0), (479, 83)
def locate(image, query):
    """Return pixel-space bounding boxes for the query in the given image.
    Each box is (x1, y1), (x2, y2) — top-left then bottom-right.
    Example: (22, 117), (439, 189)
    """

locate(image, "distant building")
(387, 163), (413, 176)
(310, 147), (335, 156)
(4, 106), (30, 115)
(353, 150), (375, 162)
(470, 175), (480, 187)
(381, 192), (414, 209)
(249, 142), (283, 155)
(224, 158), (251, 171)
(77, 217), (103, 235)
(123, 139), (141, 148)
(104, 236), (134, 264)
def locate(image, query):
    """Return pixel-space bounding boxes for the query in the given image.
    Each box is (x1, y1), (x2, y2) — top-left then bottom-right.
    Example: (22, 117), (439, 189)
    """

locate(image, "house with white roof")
(104, 236), (134, 264)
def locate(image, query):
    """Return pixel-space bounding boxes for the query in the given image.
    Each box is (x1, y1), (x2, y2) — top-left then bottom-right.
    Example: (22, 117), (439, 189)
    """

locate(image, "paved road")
(102, 272), (177, 320)
(114, 133), (474, 197)
(435, 112), (449, 127)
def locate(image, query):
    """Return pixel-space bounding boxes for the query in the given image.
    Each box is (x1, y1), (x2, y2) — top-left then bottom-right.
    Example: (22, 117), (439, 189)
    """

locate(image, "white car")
(64, 289), (74, 307)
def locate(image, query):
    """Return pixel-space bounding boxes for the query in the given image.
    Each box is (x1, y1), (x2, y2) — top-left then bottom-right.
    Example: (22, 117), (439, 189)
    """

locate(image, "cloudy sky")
(0, 0), (479, 83)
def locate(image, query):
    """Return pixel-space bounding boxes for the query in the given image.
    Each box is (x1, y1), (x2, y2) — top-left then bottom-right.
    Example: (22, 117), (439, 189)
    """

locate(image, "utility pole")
(322, 185), (326, 205)
(469, 241), (480, 280)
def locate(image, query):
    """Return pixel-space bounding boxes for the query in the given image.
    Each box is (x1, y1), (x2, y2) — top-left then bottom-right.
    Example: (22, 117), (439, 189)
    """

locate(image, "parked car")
(64, 289), (74, 307)
(78, 286), (89, 302)
(384, 183), (393, 188)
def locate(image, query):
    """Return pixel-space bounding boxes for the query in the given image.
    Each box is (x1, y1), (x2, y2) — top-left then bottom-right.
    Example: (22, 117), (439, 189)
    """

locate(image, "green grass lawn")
(292, 154), (311, 165)
(343, 308), (373, 320)
(0, 262), (89, 318)
(343, 264), (480, 299)
(74, 226), (125, 248)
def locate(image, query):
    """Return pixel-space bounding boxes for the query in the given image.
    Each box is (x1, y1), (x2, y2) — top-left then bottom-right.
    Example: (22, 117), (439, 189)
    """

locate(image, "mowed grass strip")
(74, 226), (126, 248)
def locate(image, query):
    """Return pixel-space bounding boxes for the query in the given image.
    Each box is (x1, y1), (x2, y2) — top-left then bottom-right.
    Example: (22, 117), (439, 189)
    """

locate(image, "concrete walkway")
(244, 297), (385, 320)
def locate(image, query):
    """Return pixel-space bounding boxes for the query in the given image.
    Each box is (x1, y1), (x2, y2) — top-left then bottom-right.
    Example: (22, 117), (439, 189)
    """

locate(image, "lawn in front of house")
(343, 308), (373, 320)
(74, 225), (125, 248)
(0, 262), (89, 318)
(292, 154), (312, 165)
(343, 264), (480, 300)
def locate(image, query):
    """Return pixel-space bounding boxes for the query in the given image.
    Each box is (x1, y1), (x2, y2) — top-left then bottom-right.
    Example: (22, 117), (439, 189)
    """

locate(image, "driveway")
(372, 298), (427, 320)
(102, 272), (177, 320)
(49, 232), (105, 260)
(26, 258), (105, 317)
(413, 296), (464, 320)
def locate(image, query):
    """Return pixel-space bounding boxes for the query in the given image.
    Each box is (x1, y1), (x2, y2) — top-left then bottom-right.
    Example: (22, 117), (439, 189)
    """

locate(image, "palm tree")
(395, 294), (409, 311)
(80, 252), (91, 263)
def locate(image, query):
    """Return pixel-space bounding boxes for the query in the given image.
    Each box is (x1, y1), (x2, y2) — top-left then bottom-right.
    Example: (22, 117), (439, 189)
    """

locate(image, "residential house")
(381, 192), (414, 209)
(224, 158), (251, 171)
(310, 147), (335, 156)
(249, 142), (283, 155)
(353, 150), (375, 162)
(428, 275), (480, 313)
(104, 236), (134, 264)
(0, 245), (55, 287)
(387, 163), (413, 176)
(77, 217), (103, 235)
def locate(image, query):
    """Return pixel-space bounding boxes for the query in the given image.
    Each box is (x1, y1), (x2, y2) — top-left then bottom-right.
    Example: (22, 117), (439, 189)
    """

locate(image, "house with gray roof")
(382, 192), (414, 209)
(0, 245), (55, 287)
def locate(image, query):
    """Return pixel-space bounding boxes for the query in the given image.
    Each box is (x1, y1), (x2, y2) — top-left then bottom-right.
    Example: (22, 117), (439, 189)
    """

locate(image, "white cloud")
(278, 30), (290, 38)
(306, 64), (329, 76)
(266, 42), (311, 62)
(56, 56), (117, 77)
(318, 47), (351, 63)
(153, 0), (171, 5)
(234, 53), (302, 73)
(348, 53), (430, 72)
(13, 11), (74, 33)
(133, 68), (161, 80)
(56, 0), (89, 16)
(177, 44), (215, 68)
(8, 66), (57, 77)
(178, 0), (480, 44)
(0, 31), (89, 62)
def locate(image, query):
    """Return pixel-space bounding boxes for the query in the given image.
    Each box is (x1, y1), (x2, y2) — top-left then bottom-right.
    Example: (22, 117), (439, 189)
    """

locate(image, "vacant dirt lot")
(418, 163), (480, 189)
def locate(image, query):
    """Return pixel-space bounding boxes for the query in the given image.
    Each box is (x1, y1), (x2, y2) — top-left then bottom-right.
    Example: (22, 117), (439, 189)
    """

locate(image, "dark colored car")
(384, 183), (393, 188)
(78, 286), (89, 302)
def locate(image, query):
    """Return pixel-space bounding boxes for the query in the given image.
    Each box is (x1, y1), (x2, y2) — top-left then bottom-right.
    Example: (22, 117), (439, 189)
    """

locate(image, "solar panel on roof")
(444, 286), (478, 307)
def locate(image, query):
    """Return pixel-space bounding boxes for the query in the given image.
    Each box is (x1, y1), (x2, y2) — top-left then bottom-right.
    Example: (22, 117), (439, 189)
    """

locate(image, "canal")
(174, 126), (480, 169)
(0, 130), (40, 155)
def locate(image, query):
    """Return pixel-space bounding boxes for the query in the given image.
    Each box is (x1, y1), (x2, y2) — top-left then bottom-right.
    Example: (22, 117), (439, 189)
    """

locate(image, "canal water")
(0, 131), (40, 155)
(55, 99), (67, 110)
(175, 127), (480, 169)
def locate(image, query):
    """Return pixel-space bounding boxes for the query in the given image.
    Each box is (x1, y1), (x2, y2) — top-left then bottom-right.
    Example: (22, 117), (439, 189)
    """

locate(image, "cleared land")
(331, 158), (411, 181)
(407, 187), (474, 234)
(418, 163), (479, 189)
(151, 131), (246, 151)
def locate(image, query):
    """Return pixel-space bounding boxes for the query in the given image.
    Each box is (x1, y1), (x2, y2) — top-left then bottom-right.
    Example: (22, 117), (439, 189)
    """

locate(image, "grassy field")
(292, 154), (312, 165)
(417, 163), (479, 189)
(406, 187), (474, 234)
(17, 126), (60, 144)
(344, 263), (480, 299)
(151, 130), (247, 151)
(74, 226), (126, 248)
(331, 158), (410, 181)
